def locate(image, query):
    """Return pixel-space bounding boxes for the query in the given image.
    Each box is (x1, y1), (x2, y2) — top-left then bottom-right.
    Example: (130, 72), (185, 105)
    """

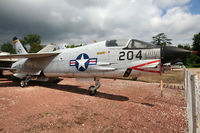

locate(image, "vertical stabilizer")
(13, 36), (27, 54)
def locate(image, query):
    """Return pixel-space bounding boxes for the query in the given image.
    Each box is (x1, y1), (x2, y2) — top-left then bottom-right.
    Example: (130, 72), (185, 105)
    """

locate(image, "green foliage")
(190, 64), (200, 68)
(1, 42), (16, 54)
(70, 45), (76, 48)
(21, 34), (43, 53)
(192, 32), (200, 56)
(21, 34), (41, 46)
(178, 43), (200, 68)
(184, 54), (200, 66)
(183, 32), (200, 68)
(29, 43), (44, 53)
(152, 33), (172, 46)
(66, 44), (82, 48)
(178, 44), (192, 50)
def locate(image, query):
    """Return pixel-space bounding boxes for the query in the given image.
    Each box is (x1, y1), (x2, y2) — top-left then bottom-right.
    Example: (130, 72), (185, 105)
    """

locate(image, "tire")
(20, 80), (26, 88)
(0, 70), (3, 78)
(89, 86), (97, 96)
(132, 77), (137, 81)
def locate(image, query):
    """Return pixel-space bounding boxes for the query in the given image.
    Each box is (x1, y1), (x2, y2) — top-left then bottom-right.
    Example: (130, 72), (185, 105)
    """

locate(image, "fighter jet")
(0, 37), (190, 95)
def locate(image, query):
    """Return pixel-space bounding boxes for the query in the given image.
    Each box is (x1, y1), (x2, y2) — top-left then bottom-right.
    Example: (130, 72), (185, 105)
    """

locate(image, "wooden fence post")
(191, 75), (197, 133)
(186, 70), (194, 133)
(160, 80), (163, 97)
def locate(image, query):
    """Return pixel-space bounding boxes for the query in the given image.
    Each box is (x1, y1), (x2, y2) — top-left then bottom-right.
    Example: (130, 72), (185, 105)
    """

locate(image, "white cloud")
(0, 0), (199, 45)
(151, 7), (200, 43)
(153, 0), (191, 9)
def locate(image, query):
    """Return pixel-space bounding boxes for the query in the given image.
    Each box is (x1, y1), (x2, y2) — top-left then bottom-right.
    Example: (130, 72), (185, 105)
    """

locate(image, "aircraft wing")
(0, 52), (60, 59)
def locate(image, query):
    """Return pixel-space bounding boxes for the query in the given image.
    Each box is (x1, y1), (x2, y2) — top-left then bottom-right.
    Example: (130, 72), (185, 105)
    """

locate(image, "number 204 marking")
(119, 50), (142, 60)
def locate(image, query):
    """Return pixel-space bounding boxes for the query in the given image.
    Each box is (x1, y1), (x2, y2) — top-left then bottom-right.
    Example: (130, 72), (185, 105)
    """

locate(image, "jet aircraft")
(0, 37), (190, 95)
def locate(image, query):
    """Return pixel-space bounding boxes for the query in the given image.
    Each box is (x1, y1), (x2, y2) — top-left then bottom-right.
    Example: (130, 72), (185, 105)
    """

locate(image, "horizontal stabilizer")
(0, 52), (59, 59)
(0, 67), (16, 70)
(0, 58), (17, 62)
(38, 44), (56, 53)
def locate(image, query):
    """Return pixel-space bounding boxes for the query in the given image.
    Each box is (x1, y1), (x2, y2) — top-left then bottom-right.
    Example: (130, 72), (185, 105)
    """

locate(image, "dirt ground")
(0, 74), (187, 132)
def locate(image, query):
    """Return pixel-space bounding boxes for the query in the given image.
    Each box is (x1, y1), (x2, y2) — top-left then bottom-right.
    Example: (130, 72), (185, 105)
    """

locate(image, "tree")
(66, 44), (82, 48)
(29, 43), (44, 53)
(21, 34), (41, 46)
(178, 40), (200, 67)
(21, 34), (43, 53)
(152, 33), (172, 46)
(1, 42), (16, 54)
(178, 44), (192, 50)
(192, 32), (200, 57)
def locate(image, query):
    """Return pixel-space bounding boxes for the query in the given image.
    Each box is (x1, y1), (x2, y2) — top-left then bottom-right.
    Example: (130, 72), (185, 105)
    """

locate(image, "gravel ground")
(0, 76), (187, 133)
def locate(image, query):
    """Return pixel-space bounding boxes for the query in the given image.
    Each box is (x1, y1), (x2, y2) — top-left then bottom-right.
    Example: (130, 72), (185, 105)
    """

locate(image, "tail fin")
(13, 36), (27, 54)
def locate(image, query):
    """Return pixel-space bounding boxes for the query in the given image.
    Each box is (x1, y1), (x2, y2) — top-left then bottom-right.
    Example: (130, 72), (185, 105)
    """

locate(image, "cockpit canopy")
(105, 39), (129, 47)
(105, 39), (154, 49)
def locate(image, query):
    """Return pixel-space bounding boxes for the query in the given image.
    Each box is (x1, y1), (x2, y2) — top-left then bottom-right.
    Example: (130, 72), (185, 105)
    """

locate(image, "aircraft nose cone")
(161, 46), (191, 64)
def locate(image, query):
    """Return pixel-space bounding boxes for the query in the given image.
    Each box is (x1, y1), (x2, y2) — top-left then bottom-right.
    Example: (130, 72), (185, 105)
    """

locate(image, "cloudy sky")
(0, 0), (200, 45)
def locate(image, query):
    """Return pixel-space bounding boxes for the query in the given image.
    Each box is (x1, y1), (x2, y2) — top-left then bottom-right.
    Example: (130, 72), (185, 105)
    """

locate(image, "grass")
(137, 69), (184, 84)
(45, 112), (49, 115)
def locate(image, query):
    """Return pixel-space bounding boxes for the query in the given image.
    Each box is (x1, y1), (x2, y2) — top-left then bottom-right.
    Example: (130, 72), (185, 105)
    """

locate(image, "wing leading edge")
(0, 52), (60, 59)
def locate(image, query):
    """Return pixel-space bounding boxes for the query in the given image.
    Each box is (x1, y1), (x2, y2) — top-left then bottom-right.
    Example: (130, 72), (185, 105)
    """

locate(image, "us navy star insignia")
(76, 54), (89, 69)
(69, 53), (97, 72)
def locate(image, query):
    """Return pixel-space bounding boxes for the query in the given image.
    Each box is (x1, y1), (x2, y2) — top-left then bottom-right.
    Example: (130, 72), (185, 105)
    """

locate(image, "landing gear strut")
(89, 78), (101, 96)
(20, 75), (32, 87)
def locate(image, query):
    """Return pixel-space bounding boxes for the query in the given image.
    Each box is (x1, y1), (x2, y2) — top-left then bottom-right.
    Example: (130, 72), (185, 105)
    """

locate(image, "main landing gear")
(89, 78), (101, 96)
(20, 75), (32, 87)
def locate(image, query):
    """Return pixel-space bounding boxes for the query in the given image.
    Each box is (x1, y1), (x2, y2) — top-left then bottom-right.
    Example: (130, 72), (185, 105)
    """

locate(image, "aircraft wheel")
(20, 80), (27, 88)
(89, 86), (97, 96)
(0, 70), (3, 78)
